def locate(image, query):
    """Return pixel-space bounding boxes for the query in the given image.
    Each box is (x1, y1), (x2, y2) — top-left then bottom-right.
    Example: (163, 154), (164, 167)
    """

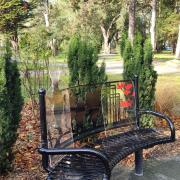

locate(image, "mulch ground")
(1, 102), (180, 180)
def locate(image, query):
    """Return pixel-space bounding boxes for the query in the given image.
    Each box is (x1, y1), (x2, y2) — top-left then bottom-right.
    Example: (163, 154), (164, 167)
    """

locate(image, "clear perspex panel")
(45, 80), (136, 166)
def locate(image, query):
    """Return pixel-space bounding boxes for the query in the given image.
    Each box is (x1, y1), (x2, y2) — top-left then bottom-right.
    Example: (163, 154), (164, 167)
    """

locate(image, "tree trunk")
(43, 12), (50, 28)
(43, 0), (49, 28)
(175, 24), (180, 59)
(100, 25), (110, 54)
(150, 0), (157, 51)
(10, 31), (19, 56)
(128, 0), (136, 44)
(172, 42), (176, 54)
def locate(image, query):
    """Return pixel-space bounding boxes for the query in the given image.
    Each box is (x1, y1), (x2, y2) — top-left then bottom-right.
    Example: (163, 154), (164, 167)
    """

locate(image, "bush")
(0, 41), (23, 174)
(123, 35), (157, 127)
(120, 32), (127, 56)
(123, 39), (134, 79)
(133, 32), (144, 74)
(67, 35), (107, 86)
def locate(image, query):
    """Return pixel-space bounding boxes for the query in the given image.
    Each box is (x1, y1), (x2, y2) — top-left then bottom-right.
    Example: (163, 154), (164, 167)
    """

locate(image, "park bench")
(38, 76), (175, 180)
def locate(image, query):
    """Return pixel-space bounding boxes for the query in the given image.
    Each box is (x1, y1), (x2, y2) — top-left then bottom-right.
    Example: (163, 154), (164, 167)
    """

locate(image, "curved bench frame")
(38, 76), (175, 180)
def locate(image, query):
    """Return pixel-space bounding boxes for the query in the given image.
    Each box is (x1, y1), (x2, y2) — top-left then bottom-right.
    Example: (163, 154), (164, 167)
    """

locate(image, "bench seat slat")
(47, 128), (172, 180)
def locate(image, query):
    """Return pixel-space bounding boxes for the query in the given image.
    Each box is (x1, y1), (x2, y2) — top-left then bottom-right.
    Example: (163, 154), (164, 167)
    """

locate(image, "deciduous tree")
(128, 0), (136, 44)
(150, 0), (157, 51)
(70, 0), (127, 54)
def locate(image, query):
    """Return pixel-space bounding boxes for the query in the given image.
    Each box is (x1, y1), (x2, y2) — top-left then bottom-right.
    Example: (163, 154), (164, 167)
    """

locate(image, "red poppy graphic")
(132, 91), (135, 96)
(117, 83), (125, 89)
(120, 100), (132, 108)
(123, 90), (131, 95)
(125, 83), (133, 90)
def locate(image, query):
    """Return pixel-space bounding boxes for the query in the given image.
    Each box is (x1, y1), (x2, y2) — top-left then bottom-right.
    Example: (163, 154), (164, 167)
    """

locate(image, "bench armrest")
(39, 147), (111, 177)
(139, 110), (175, 141)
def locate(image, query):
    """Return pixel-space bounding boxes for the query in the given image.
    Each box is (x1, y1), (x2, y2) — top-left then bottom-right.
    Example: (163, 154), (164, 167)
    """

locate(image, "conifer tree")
(68, 35), (107, 86)
(139, 38), (157, 127)
(123, 39), (134, 79)
(67, 35), (80, 86)
(133, 32), (143, 74)
(0, 41), (23, 173)
(120, 32), (127, 56)
(123, 34), (157, 127)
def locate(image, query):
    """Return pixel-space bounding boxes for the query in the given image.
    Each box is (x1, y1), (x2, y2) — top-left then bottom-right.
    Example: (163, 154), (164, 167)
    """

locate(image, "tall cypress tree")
(139, 38), (157, 127)
(123, 39), (134, 79)
(67, 35), (80, 86)
(123, 34), (157, 127)
(0, 41), (23, 173)
(120, 32), (128, 56)
(67, 35), (107, 86)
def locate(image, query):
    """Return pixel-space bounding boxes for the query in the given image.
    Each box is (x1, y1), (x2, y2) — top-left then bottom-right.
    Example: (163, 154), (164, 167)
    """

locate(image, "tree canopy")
(0, 0), (35, 34)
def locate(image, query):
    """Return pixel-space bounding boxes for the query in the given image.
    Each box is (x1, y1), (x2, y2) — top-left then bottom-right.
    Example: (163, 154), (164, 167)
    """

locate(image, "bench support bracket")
(135, 149), (143, 176)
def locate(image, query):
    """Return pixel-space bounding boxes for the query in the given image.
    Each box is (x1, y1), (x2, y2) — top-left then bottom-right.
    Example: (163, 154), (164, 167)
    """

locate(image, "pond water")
(111, 155), (180, 180)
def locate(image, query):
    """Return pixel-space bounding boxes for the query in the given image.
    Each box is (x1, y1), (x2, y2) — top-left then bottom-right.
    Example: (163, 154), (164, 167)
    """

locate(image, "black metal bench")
(38, 76), (175, 180)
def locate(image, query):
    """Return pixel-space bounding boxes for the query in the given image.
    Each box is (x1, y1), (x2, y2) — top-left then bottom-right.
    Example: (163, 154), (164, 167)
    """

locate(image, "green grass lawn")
(52, 50), (175, 64)
(157, 74), (180, 95)
(107, 73), (122, 81)
(49, 53), (67, 63)
(49, 53), (122, 64)
(108, 72), (180, 115)
(154, 51), (175, 62)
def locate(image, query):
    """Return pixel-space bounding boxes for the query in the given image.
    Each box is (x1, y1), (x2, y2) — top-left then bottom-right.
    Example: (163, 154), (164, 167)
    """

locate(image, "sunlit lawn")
(98, 54), (122, 62)
(157, 74), (180, 98)
(52, 53), (122, 63)
(108, 72), (180, 100)
(154, 51), (175, 62)
(53, 50), (175, 64)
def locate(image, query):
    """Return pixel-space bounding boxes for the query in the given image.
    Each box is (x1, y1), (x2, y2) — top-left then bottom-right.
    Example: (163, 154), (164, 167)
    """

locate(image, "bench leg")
(135, 150), (143, 176)
(103, 174), (110, 180)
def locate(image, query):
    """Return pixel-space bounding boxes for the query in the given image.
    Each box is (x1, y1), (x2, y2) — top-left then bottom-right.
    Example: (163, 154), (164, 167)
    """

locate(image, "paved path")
(25, 59), (180, 77)
(104, 60), (180, 74)
(111, 155), (180, 180)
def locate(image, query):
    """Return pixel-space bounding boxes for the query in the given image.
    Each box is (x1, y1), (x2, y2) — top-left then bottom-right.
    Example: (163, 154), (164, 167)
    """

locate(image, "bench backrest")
(39, 76), (140, 165)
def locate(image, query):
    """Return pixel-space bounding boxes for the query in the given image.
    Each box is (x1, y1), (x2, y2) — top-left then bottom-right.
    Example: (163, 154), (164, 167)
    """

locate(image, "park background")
(0, 0), (180, 179)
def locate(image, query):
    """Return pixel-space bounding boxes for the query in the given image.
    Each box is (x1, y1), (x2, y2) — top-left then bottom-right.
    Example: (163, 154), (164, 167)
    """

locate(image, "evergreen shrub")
(67, 35), (107, 86)
(120, 32), (127, 56)
(123, 34), (157, 127)
(0, 41), (23, 174)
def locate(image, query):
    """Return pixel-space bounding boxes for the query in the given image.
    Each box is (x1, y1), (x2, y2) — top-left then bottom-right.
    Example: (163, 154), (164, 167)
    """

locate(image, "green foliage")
(19, 26), (51, 61)
(70, 0), (126, 53)
(143, 38), (153, 65)
(0, 0), (35, 34)
(157, 0), (180, 51)
(123, 40), (134, 79)
(123, 35), (157, 127)
(0, 41), (23, 173)
(67, 35), (107, 86)
(67, 35), (80, 86)
(120, 32), (127, 56)
(133, 32), (143, 74)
